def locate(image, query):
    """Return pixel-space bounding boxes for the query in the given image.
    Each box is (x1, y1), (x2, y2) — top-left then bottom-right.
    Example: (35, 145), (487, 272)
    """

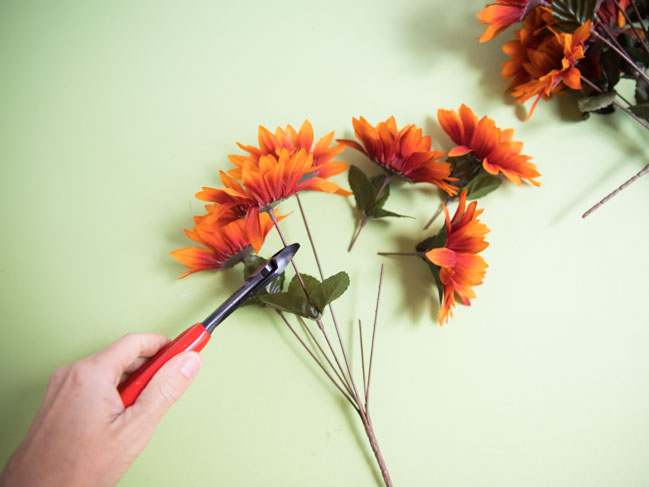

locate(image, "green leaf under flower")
(310, 271), (350, 313)
(259, 293), (320, 319)
(241, 254), (285, 307)
(551, 0), (597, 33)
(463, 172), (502, 200)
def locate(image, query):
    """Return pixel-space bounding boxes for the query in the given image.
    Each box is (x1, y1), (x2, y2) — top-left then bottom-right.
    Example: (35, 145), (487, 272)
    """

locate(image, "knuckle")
(153, 380), (183, 405)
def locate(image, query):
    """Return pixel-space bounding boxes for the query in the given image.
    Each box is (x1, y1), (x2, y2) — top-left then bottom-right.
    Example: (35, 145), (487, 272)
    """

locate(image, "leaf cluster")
(348, 165), (409, 220)
(258, 271), (350, 320)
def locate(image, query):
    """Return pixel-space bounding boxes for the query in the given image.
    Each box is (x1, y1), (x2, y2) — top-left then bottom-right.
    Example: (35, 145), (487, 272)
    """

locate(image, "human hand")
(0, 333), (202, 487)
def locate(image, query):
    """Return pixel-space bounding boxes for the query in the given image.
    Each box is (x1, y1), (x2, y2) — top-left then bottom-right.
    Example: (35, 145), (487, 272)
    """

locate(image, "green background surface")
(1, 0), (648, 485)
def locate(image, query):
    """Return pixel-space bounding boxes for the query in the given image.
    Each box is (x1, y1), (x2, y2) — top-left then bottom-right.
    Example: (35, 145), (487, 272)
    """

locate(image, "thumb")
(128, 351), (202, 426)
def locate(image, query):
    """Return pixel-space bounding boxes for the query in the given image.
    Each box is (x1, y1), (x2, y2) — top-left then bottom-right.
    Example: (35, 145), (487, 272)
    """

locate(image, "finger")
(93, 333), (170, 384)
(118, 357), (152, 386)
(124, 351), (201, 429)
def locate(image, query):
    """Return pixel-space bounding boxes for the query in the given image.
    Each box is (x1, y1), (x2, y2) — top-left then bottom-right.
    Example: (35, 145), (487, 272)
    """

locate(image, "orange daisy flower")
(171, 215), (276, 278)
(437, 104), (541, 186)
(337, 116), (457, 195)
(227, 120), (348, 192)
(477, 0), (533, 42)
(501, 7), (591, 117)
(196, 149), (348, 252)
(425, 190), (489, 325)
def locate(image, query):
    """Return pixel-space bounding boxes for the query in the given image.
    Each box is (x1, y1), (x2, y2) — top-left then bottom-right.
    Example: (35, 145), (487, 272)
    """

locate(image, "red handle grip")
(118, 323), (211, 407)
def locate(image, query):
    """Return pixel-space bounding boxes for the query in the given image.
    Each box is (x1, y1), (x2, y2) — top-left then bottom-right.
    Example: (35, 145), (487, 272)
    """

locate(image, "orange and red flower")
(437, 104), (541, 186)
(196, 149), (348, 252)
(477, 0), (533, 42)
(227, 120), (348, 191)
(171, 214), (277, 278)
(425, 190), (489, 325)
(337, 116), (457, 195)
(501, 7), (591, 117)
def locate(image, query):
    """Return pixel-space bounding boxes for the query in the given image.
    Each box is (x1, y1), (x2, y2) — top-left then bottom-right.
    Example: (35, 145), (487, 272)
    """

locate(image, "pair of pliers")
(118, 243), (299, 407)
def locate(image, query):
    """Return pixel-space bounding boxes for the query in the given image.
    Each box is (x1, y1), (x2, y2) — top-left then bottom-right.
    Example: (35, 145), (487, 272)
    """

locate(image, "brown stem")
(582, 163), (649, 218)
(360, 410), (393, 487)
(297, 316), (354, 397)
(276, 310), (357, 409)
(358, 319), (368, 397)
(581, 76), (649, 131)
(613, 0), (649, 60)
(629, 0), (649, 38)
(377, 251), (422, 257)
(423, 197), (452, 230)
(348, 218), (367, 251)
(348, 174), (393, 252)
(295, 194), (324, 278)
(591, 24), (649, 86)
(365, 265), (384, 409)
(268, 210), (310, 297)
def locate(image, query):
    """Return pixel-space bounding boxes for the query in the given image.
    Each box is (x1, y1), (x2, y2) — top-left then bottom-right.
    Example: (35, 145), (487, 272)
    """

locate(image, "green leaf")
(416, 224), (448, 253)
(241, 254), (285, 307)
(243, 254), (267, 279)
(425, 260), (444, 303)
(636, 79), (649, 104)
(463, 172), (502, 200)
(577, 92), (617, 113)
(368, 207), (411, 218)
(348, 165), (375, 212)
(600, 48), (621, 90)
(258, 293), (320, 320)
(288, 273), (321, 297)
(310, 271), (350, 313)
(416, 225), (448, 303)
(551, 0), (597, 33)
(449, 154), (481, 188)
(369, 174), (391, 211)
(630, 103), (649, 121)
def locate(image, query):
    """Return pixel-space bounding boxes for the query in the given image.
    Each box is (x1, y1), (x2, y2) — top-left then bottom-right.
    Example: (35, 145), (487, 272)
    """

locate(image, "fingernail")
(180, 353), (201, 380)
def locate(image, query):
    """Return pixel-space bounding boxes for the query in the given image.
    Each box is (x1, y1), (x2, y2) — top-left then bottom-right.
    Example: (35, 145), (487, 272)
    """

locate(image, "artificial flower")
(437, 104), (541, 186)
(227, 120), (348, 191)
(196, 149), (348, 252)
(337, 116), (457, 195)
(171, 214), (277, 278)
(501, 7), (591, 116)
(477, 0), (534, 42)
(425, 190), (489, 325)
(597, 0), (630, 28)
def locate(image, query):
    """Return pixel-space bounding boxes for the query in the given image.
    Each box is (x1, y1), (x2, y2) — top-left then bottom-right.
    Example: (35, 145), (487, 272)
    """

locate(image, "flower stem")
(582, 163), (649, 218)
(360, 410), (393, 487)
(423, 197), (451, 230)
(613, 0), (649, 60)
(629, 0), (649, 39)
(295, 194), (363, 400)
(358, 319), (367, 396)
(581, 75), (649, 131)
(591, 24), (649, 86)
(276, 310), (358, 409)
(377, 251), (421, 257)
(268, 210), (310, 296)
(365, 265), (384, 409)
(348, 174), (393, 252)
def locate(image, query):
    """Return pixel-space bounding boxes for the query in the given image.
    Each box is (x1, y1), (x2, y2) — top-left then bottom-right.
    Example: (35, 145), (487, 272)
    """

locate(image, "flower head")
(501, 7), (591, 117)
(425, 190), (489, 325)
(477, 0), (534, 42)
(171, 214), (277, 278)
(228, 120), (348, 190)
(337, 116), (457, 195)
(196, 148), (348, 252)
(437, 104), (541, 186)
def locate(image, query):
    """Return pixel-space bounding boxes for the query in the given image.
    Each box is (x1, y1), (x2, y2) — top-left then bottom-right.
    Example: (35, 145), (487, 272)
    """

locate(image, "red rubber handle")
(118, 323), (211, 407)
